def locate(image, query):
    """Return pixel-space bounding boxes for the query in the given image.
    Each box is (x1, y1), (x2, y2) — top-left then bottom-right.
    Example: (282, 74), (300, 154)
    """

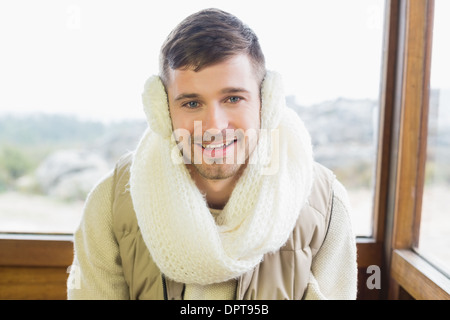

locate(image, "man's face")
(166, 54), (261, 180)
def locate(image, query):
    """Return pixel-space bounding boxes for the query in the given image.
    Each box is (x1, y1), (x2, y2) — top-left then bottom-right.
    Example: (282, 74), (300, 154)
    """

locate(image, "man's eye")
(228, 96), (241, 103)
(183, 101), (199, 109)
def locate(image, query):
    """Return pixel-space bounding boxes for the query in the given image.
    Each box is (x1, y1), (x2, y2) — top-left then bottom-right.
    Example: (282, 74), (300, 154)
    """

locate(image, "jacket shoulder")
(308, 162), (335, 220)
(111, 152), (136, 235)
(283, 162), (335, 254)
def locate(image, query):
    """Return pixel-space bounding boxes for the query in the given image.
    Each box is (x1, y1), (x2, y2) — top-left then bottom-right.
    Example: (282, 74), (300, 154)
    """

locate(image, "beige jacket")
(111, 154), (333, 299)
(68, 154), (357, 300)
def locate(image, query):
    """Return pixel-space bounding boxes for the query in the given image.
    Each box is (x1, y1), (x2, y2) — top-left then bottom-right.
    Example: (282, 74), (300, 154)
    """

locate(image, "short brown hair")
(159, 8), (266, 86)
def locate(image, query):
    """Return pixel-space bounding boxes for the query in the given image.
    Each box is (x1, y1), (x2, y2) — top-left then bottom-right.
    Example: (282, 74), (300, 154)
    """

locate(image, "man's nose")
(203, 104), (229, 132)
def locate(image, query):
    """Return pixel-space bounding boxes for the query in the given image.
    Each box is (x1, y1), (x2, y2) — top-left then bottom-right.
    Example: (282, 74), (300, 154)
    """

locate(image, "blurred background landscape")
(0, 96), (380, 198)
(1, 89), (448, 236)
(0, 96), (379, 235)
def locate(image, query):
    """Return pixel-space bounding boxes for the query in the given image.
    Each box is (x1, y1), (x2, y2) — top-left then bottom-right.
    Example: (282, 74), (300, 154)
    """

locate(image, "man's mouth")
(201, 138), (237, 150)
(194, 138), (238, 159)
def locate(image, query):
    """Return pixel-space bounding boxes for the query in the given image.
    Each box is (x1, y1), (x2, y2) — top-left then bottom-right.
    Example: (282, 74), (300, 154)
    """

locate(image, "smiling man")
(68, 8), (357, 300)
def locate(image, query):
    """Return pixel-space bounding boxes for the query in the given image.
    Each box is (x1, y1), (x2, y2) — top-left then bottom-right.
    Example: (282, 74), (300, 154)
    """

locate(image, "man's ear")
(142, 76), (173, 138)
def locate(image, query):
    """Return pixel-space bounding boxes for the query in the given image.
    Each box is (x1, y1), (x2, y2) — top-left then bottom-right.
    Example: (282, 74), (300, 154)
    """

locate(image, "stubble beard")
(187, 143), (246, 180)
(191, 159), (243, 180)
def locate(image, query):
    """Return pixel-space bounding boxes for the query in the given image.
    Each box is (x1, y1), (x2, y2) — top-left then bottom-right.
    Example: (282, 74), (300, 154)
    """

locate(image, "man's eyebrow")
(220, 87), (250, 95)
(174, 88), (250, 102)
(174, 93), (201, 102)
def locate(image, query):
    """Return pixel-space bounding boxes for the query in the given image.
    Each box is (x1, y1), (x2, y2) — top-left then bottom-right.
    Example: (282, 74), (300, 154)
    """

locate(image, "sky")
(0, 0), (408, 122)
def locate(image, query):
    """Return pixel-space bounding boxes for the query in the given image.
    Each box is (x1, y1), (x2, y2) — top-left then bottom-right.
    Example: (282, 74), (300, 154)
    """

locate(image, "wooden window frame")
(354, 0), (400, 300)
(386, 0), (450, 300)
(1, 0), (449, 300)
(0, 234), (73, 299)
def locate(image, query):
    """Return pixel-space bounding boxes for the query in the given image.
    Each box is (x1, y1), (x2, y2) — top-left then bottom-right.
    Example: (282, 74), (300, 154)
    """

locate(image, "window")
(0, 0), (385, 236)
(388, 0), (450, 300)
(2, 0), (448, 301)
(417, 0), (450, 277)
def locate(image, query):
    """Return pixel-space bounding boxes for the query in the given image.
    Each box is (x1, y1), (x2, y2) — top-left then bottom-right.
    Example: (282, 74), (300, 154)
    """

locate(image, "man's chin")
(191, 162), (243, 180)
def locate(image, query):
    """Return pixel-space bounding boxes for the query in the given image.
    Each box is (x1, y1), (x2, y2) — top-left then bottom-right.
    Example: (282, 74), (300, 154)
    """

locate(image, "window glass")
(0, 0), (385, 235)
(417, 0), (450, 276)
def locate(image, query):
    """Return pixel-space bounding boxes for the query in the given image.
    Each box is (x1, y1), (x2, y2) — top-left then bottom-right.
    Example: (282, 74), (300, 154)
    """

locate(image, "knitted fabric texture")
(129, 71), (314, 285)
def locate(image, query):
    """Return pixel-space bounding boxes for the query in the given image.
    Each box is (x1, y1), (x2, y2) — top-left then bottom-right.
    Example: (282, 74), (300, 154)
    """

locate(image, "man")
(68, 8), (357, 300)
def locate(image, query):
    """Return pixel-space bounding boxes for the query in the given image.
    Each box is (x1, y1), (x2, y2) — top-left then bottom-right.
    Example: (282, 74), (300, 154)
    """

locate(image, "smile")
(201, 139), (237, 150)
(193, 138), (239, 159)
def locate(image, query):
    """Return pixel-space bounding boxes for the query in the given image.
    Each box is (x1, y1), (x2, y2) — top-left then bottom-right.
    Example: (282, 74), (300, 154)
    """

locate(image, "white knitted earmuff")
(142, 76), (172, 138)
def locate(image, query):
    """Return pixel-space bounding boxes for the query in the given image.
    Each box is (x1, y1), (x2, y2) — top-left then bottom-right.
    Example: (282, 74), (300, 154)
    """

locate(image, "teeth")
(203, 143), (224, 149)
(202, 140), (235, 149)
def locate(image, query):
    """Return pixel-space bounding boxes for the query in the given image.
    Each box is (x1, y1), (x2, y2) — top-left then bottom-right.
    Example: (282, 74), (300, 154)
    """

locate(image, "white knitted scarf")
(129, 71), (314, 285)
